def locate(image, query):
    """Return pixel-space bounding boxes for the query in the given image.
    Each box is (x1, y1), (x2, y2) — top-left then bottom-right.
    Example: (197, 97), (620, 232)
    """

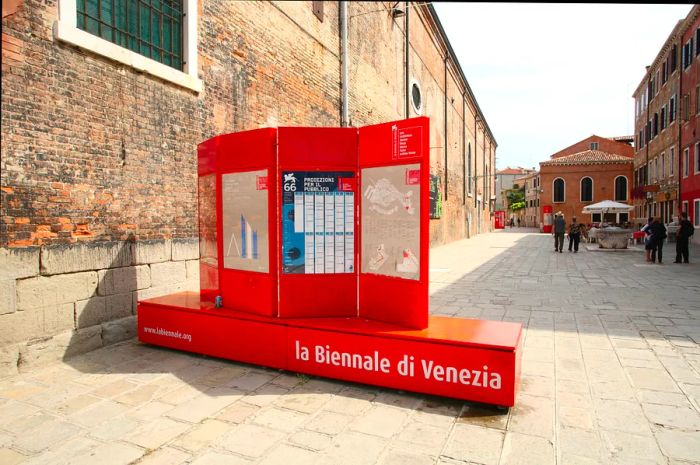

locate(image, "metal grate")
(77, 0), (184, 70)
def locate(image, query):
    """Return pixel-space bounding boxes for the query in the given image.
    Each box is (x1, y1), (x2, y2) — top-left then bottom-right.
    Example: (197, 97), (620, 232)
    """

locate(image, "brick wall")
(1, 1), (496, 376)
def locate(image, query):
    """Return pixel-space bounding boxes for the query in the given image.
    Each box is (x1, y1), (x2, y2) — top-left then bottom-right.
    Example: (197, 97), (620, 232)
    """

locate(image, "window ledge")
(53, 20), (202, 93)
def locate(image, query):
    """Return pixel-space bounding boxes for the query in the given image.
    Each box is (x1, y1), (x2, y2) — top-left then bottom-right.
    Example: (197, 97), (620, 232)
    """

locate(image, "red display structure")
(138, 117), (523, 408)
(494, 210), (506, 229)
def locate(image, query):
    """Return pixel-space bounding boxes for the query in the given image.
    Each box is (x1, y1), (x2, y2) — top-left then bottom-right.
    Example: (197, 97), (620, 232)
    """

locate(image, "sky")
(431, 2), (694, 171)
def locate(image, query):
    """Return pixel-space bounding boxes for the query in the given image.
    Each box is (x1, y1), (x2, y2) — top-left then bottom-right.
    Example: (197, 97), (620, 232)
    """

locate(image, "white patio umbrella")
(581, 200), (633, 215)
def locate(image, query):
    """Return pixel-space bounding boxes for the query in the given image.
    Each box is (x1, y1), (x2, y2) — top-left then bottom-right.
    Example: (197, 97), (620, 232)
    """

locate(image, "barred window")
(77, 0), (183, 70)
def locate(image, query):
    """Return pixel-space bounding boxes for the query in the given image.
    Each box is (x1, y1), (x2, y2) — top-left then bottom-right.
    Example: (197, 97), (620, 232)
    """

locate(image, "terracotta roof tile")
(540, 150), (633, 166)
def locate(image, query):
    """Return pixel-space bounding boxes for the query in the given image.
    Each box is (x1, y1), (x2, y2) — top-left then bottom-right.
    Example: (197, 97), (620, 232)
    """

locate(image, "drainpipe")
(444, 55), (448, 201)
(462, 92), (466, 204)
(404, 1), (409, 119)
(340, 1), (348, 127)
(677, 39), (683, 218)
(474, 115), (479, 208)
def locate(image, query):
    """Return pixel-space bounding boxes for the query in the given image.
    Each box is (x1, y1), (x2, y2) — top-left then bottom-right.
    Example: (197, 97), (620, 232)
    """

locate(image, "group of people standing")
(642, 212), (694, 264)
(552, 212), (586, 253)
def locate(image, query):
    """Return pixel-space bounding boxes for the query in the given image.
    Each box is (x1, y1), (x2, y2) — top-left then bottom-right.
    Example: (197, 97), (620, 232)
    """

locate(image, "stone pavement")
(1, 229), (699, 465)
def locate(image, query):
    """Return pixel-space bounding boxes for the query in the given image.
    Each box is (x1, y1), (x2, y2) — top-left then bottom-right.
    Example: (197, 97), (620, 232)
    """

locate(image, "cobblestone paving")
(1, 229), (699, 465)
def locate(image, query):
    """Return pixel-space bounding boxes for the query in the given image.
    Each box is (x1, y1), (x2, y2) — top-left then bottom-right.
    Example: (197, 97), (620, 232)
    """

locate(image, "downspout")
(462, 93), (466, 204)
(404, 1), (409, 119)
(444, 55), (448, 201)
(340, 1), (348, 127)
(474, 115), (479, 207)
(678, 40), (683, 217)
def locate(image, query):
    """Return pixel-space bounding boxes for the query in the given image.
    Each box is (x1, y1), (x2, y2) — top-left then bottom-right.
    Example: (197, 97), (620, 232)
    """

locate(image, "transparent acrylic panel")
(222, 170), (269, 273)
(361, 164), (420, 280)
(198, 174), (218, 269)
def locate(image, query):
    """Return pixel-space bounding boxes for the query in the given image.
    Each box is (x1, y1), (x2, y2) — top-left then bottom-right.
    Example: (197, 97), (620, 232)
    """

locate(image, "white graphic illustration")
(368, 243), (388, 271)
(364, 178), (415, 215)
(396, 248), (418, 273)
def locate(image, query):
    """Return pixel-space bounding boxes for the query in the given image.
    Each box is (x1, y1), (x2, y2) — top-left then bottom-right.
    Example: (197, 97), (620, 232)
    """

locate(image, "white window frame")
(53, 0), (202, 93)
(684, 147), (690, 178)
(552, 178), (565, 203)
(670, 147), (675, 176)
(660, 152), (665, 178)
(694, 200), (699, 227)
(695, 142), (700, 174)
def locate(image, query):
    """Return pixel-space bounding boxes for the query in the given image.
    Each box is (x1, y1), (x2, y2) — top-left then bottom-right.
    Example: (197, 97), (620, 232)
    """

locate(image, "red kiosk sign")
(137, 117), (522, 408)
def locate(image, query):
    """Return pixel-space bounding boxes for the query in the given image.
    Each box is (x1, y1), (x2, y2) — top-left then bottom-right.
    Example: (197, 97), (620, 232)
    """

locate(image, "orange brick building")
(539, 136), (635, 226)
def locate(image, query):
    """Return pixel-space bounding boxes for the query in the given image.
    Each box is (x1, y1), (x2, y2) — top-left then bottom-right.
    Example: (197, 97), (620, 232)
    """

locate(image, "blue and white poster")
(282, 171), (355, 274)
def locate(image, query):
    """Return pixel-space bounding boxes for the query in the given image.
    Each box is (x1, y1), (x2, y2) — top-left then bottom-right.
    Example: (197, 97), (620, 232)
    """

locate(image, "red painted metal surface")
(358, 117), (430, 329)
(197, 129), (278, 316)
(277, 127), (358, 319)
(140, 118), (523, 407)
(138, 292), (521, 406)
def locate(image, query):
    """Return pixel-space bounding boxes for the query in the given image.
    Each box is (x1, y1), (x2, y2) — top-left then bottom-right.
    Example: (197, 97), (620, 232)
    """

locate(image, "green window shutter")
(76, 0), (184, 71)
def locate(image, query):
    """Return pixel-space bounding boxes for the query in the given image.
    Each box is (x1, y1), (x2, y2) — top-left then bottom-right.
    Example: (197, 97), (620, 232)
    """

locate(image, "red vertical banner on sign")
(358, 117), (430, 329)
(277, 127), (359, 319)
(197, 128), (279, 317)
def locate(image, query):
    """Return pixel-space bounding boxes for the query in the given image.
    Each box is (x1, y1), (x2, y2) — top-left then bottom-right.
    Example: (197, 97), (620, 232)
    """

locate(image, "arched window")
(553, 178), (565, 202)
(580, 177), (593, 202)
(614, 176), (628, 201)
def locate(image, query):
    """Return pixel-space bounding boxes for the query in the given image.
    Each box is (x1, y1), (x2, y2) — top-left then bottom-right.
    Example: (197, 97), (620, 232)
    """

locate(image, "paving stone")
(189, 451), (252, 465)
(315, 431), (387, 465)
(642, 403), (700, 429)
(67, 442), (145, 465)
(499, 431), (555, 465)
(625, 367), (680, 392)
(378, 448), (435, 465)
(601, 430), (665, 463)
(442, 424), (504, 465)
(166, 388), (242, 423)
(12, 418), (83, 453)
(508, 394), (554, 439)
(220, 423), (285, 458)
(123, 417), (190, 449)
(654, 428), (700, 462)
(172, 419), (231, 452)
(558, 426), (603, 461)
(258, 444), (319, 465)
(133, 447), (191, 465)
(251, 406), (309, 432)
(0, 448), (27, 465)
(216, 401), (260, 424)
(288, 430), (333, 451)
(305, 411), (352, 435)
(394, 421), (451, 456)
(349, 405), (409, 438)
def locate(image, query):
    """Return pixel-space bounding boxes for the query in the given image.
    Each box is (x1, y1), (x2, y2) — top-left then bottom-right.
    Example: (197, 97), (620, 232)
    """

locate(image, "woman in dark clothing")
(649, 218), (667, 264)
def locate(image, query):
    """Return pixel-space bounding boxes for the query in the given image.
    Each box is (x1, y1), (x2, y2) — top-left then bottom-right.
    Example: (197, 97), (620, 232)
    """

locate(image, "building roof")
(497, 167), (529, 175)
(540, 150), (634, 166)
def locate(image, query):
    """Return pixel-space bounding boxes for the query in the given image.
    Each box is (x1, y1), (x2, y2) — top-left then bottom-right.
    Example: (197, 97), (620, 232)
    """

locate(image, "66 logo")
(283, 173), (297, 192)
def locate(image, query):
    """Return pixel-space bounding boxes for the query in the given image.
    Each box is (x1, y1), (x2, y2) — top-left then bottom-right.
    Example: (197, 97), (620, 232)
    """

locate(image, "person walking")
(649, 217), (667, 264)
(641, 216), (653, 262)
(553, 212), (566, 253)
(674, 211), (694, 263)
(567, 216), (582, 253)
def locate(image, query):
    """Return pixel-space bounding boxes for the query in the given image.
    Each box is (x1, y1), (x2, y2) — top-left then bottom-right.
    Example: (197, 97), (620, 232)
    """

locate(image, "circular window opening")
(411, 80), (423, 114)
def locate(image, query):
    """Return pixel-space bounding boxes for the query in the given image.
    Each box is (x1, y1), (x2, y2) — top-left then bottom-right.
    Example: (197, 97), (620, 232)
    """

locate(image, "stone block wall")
(0, 239), (199, 377)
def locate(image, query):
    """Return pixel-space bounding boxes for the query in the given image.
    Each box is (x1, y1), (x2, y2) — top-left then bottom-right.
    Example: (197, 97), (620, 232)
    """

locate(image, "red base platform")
(137, 292), (522, 407)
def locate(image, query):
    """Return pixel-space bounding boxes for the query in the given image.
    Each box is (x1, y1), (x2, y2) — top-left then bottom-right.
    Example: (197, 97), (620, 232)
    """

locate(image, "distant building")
(539, 136), (634, 225)
(495, 166), (536, 215)
(632, 18), (684, 226)
(679, 5), (700, 243)
(515, 171), (541, 228)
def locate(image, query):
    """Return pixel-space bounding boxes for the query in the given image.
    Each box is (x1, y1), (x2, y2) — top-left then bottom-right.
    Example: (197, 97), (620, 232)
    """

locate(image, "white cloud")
(433, 2), (693, 169)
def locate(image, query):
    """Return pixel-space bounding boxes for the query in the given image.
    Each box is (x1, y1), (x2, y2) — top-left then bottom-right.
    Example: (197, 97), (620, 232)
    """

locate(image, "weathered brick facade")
(1, 1), (496, 375)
